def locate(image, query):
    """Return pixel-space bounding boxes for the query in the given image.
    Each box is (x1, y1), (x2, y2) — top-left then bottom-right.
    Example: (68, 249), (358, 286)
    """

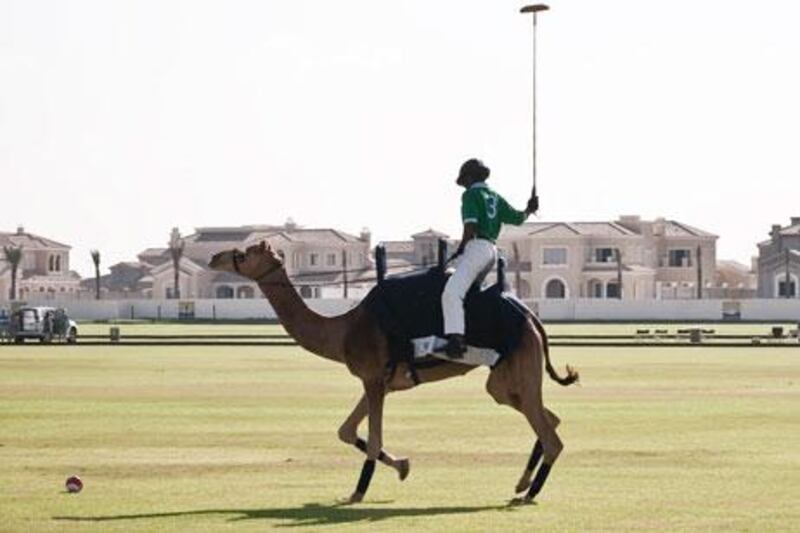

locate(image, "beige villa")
(0, 226), (81, 301)
(112, 221), (374, 300)
(496, 215), (718, 300)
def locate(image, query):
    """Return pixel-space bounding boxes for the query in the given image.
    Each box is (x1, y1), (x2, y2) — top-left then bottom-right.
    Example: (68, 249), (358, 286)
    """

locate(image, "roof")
(716, 260), (752, 272)
(663, 221), (717, 238)
(500, 217), (715, 239)
(0, 230), (70, 250)
(381, 241), (414, 253)
(138, 248), (167, 257)
(111, 261), (148, 270)
(284, 228), (362, 244)
(411, 228), (450, 239)
(194, 231), (253, 242)
(190, 225), (364, 246)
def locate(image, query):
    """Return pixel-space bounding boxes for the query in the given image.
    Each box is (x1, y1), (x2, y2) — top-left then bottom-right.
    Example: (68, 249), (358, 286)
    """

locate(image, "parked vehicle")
(9, 307), (78, 344)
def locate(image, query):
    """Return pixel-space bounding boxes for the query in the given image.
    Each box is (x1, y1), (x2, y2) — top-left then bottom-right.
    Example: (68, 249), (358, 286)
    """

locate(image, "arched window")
(237, 286), (255, 299)
(216, 285), (234, 299)
(55, 256), (61, 272)
(49, 256), (55, 272)
(544, 278), (567, 299)
(774, 273), (798, 298)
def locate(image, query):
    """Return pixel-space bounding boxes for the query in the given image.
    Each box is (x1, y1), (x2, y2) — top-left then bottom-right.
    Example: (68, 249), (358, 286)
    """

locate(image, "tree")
(90, 249), (101, 300)
(2, 245), (23, 301)
(168, 228), (184, 299)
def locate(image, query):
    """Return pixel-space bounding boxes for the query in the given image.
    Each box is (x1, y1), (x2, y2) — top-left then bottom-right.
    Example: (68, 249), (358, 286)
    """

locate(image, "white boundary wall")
(18, 297), (800, 322)
(21, 297), (360, 321)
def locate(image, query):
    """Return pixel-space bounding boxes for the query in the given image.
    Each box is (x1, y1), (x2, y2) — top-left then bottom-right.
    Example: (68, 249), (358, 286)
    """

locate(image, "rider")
(442, 158), (538, 358)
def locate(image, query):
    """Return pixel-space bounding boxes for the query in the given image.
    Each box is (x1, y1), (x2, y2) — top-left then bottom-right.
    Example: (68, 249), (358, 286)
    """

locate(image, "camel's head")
(208, 241), (284, 281)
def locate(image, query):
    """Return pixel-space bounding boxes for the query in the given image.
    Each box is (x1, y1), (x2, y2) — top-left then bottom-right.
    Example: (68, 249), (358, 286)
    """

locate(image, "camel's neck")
(257, 268), (348, 364)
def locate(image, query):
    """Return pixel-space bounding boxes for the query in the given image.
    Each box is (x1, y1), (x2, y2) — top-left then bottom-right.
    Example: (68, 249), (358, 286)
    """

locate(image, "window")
(299, 286), (321, 299)
(778, 280), (797, 297)
(292, 252), (301, 268)
(237, 286), (255, 299)
(544, 279), (567, 299)
(216, 286), (234, 299)
(55, 256), (61, 272)
(543, 248), (567, 266)
(594, 248), (615, 263)
(309, 253), (319, 267)
(668, 249), (692, 267)
(327, 253), (337, 267)
(49, 256), (55, 272)
(606, 281), (620, 298)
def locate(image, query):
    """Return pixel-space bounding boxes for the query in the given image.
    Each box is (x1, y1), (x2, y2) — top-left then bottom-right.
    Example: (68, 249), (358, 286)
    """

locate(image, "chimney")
(653, 217), (666, 236)
(16, 226), (24, 235)
(771, 224), (782, 241)
(617, 215), (641, 233)
(790, 217), (800, 227)
(359, 227), (371, 247)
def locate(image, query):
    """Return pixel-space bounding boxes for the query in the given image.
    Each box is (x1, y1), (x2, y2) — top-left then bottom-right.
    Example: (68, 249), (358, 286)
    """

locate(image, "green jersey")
(461, 183), (527, 242)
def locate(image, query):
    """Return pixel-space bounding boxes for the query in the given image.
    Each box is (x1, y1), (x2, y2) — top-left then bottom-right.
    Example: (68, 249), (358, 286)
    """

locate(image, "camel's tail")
(531, 315), (579, 386)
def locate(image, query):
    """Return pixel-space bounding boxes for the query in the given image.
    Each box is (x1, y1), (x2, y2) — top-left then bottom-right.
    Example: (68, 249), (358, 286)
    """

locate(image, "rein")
(232, 251), (287, 286)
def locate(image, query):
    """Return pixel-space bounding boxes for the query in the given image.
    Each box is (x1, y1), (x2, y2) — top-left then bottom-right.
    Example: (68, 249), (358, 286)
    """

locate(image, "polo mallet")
(520, 4), (549, 214)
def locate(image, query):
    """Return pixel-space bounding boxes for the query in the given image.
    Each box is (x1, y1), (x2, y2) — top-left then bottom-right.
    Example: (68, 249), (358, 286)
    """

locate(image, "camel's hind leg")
(337, 393), (410, 481)
(513, 409), (561, 494)
(486, 324), (564, 503)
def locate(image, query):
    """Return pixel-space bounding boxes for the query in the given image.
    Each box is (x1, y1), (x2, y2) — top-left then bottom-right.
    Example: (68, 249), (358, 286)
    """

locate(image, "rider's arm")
(498, 194), (529, 226)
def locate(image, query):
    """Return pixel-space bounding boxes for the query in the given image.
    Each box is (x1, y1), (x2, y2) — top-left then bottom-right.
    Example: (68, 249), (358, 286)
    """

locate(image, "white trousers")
(442, 238), (497, 336)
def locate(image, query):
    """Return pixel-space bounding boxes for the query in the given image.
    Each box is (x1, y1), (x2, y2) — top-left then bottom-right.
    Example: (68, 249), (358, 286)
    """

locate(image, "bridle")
(231, 250), (284, 284)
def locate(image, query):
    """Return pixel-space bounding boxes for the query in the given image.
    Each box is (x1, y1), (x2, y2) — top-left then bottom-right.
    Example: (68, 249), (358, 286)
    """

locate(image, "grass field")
(1, 328), (799, 531)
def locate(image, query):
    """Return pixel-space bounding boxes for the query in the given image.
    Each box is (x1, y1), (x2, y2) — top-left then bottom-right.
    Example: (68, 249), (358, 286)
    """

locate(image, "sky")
(1, 0), (799, 277)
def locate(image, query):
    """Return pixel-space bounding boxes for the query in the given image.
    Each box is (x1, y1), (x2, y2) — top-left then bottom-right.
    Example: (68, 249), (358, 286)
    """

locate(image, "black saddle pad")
(363, 268), (529, 362)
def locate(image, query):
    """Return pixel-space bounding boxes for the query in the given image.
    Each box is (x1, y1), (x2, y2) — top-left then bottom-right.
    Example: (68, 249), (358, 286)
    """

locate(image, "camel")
(208, 241), (578, 504)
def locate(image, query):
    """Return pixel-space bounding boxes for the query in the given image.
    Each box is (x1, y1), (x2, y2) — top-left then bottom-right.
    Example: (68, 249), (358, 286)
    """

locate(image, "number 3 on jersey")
(485, 194), (498, 220)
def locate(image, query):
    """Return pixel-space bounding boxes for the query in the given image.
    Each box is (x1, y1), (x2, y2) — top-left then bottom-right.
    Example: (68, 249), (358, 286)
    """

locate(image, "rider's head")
(456, 158), (490, 188)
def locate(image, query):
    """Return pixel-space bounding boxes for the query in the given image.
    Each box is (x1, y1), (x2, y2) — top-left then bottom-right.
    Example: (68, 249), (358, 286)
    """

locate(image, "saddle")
(362, 267), (530, 382)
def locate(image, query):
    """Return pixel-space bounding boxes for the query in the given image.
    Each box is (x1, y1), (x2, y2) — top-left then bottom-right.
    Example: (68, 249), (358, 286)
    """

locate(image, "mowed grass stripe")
(0, 343), (798, 531)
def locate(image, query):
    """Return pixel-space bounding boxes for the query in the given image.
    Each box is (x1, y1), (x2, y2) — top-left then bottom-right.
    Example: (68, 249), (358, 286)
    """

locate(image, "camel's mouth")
(208, 250), (238, 271)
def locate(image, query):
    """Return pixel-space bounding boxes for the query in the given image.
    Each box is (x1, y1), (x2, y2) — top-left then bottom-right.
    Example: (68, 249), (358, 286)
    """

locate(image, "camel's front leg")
(347, 380), (386, 503)
(338, 393), (410, 481)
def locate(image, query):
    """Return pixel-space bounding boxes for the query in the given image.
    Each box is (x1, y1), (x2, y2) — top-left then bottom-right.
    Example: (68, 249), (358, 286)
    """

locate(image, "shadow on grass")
(54, 502), (518, 527)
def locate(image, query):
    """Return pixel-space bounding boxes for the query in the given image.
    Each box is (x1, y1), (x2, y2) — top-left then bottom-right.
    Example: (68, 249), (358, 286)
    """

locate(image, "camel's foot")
(515, 476), (532, 495)
(396, 458), (410, 481)
(345, 491), (364, 504)
(508, 495), (536, 507)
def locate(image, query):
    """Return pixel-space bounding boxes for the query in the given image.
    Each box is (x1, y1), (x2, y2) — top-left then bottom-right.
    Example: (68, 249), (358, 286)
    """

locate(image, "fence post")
(342, 250), (349, 299)
(375, 245), (386, 284)
(438, 238), (448, 270)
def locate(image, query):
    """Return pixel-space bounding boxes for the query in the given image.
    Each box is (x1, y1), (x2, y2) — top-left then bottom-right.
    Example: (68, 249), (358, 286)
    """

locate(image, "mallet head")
(520, 4), (550, 14)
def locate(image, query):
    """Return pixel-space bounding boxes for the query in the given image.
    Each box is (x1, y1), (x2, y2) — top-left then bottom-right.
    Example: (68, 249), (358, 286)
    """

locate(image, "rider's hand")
(525, 195), (539, 215)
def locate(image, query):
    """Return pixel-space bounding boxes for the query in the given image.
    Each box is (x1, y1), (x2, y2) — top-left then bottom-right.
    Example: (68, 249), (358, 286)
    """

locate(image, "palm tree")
(168, 228), (184, 299)
(90, 249), (101, 300)
(3, 245), (23, 301)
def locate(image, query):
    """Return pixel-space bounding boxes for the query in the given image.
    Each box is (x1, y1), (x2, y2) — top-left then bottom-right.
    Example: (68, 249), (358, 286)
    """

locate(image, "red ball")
(65, 475), (83, 493)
